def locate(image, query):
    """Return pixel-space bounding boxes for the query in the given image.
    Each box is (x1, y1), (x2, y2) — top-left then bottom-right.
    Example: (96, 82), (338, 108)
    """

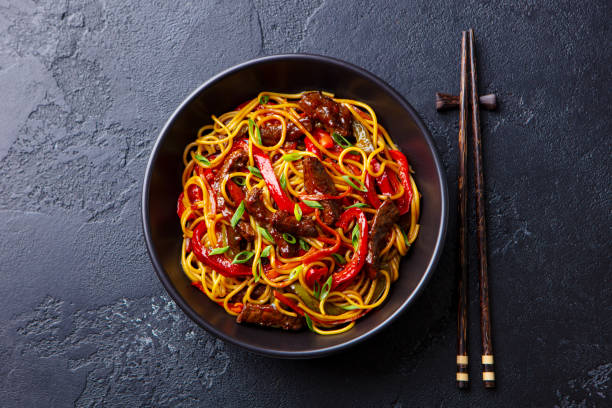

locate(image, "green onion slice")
(260, 245), (271, 258)
(282, 233), (296, 244)
(299, 239), (310, 251)
(232, 176), (246, 186)
(230, 201), (246, 227)
(279, 173), (287, 189)
(258, 226), (274, 243)
(248, 118), (255, 137)
(332, 253), (347, 265)
(254, 261), (261, 283)
(232, 250), (254, 264)
(194, 154), (211, 166)
(282, 152), (303, 162)
(255, 125), (262, 144)
(320, 275), (333, 300)
(303, 200), (323, 209)
(209, 246), (230, 255)
(344, 202), (369, 209)
(289, 265), (303, 279)
(342, 175), (367, 192)
(247, 166), (262, 178)
(402, 229), (411, 247)
(332, 131), (352, 148)
(259, 95), (269, 104)
(304, 314), (314, 331)
(351, 223), (360, 249)
(313, 281), (321, 299)
(294, 203), (302, 221)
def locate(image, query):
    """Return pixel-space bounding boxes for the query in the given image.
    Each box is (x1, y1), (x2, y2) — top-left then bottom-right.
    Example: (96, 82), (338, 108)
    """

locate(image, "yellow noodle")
(177, 91), (421, 335)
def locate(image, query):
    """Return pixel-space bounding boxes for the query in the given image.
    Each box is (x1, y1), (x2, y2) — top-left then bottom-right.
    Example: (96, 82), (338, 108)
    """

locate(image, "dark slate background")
(1, 1), (610, 407)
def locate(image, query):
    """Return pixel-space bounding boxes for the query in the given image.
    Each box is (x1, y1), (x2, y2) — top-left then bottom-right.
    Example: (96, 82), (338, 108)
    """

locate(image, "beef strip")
(225, 224), (242, 253)
(212, 148), (254, 243)
(244, 187), (299, 258)
(366, 200), (400, 276)
(260, 117), (313, 146)
(214, 148), (249, 209)
(270, 228), (299, 258)
(302, 156), (341, 225)
(236, 221), (255, 242)
(236, 303), (304, 330)
(298, 91), (352, 137)
(244, 187), (272, 224)
(271, 210), (318, 237)
(398, 212), (412, 232)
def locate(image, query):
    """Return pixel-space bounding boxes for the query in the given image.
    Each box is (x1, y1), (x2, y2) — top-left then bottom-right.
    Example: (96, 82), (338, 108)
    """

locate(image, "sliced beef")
(236, 221), (255, 242)
(213, 148), (253, 243)
(303, 156), (341, 225)
(260, 117), (313, 146)
(225, 224), (243, 253)
(270, 228), (299, 258)
(298, 91), (352, 137)
(215, 149), (249, 207)
(272, 210), (318, 237)
(220, 148), (248, 176)
(366, 200), (400, 276)
(244, 187), (272, 225)
(214, 148), (248, 212)
(236, 303), (304, 331)
(244, 187), (299, 258)
(399, 212), (412, 231)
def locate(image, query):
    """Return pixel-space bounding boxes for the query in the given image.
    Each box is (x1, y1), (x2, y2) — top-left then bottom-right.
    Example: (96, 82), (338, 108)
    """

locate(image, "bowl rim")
(141, 53), (448, 358)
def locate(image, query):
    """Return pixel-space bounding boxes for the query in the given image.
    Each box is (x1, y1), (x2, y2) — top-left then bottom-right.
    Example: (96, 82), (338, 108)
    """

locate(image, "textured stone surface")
(0, 0), (610, 406)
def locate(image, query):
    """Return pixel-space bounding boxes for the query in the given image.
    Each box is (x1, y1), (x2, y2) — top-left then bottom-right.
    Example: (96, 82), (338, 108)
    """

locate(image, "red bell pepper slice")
(364, 172), (381, 208)
(332, 208), (369, 289)
(387, 150), (413, 215)
(177, 192), (198, 221)
(265, 264), (280, 279)
(388, 173), (410, 214)
(372, 159), (393, 195)
(196, 166), (215, 183)
(191, 223), (253, 277)
(301, 210), (342, 264)
(252, 145), (295, 212)
(187, 184), (203, 202)
(177, 192), (186, 218)
(313, 128), (334, 148)
(305, 266), (328, 288)
(372, 158), (409, 214)
(226, 179), (245, 204)
(304, 137), (322, 159)
(224, 302), (244, 314)
(251, 144), (314, 214)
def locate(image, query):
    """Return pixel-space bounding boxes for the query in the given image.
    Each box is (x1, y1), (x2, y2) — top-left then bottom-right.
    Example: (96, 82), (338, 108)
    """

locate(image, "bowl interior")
(143, 55), (447, 358)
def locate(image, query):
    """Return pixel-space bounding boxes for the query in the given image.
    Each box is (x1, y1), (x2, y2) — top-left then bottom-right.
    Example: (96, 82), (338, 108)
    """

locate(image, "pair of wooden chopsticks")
(455, 29), (495, 390)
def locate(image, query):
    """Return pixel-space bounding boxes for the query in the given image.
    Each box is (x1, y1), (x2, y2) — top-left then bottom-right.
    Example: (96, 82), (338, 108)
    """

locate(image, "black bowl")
(142, 54), (448, 358)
